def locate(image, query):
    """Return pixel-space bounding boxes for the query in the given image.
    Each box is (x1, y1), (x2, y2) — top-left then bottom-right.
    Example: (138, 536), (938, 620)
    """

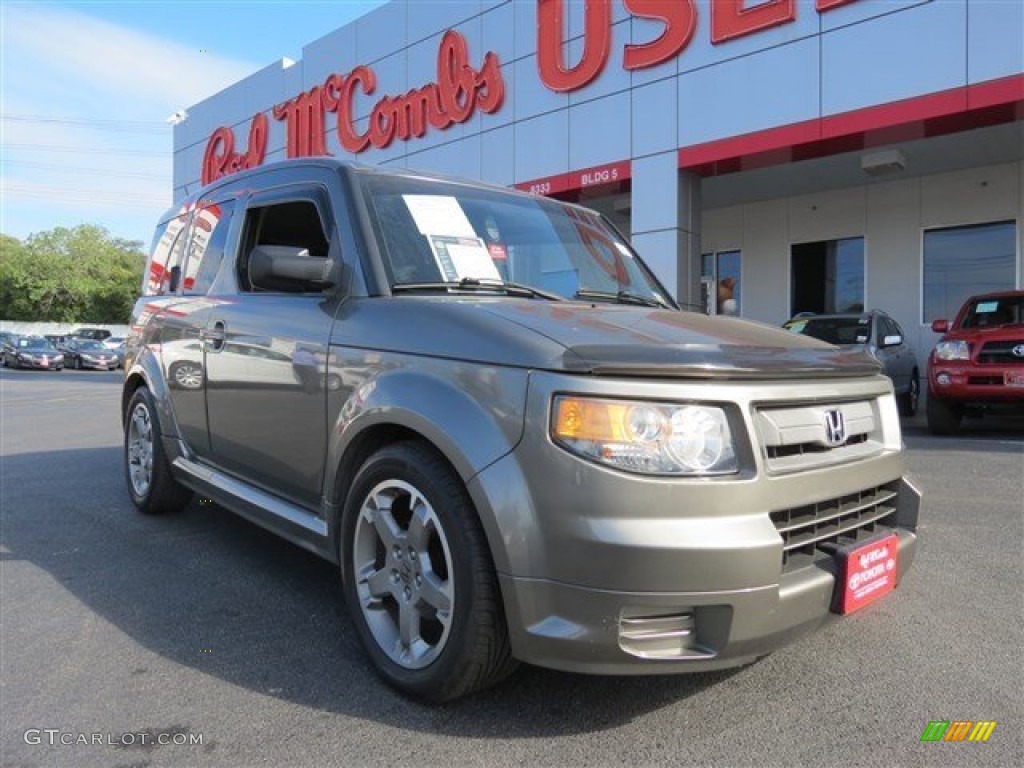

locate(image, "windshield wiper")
(574, 288), (669, 309)
(391, 278), (564, 301)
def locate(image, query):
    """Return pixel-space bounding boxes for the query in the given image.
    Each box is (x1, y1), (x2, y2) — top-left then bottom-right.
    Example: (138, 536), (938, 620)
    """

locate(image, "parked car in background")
(72, 327), (112, 341)
(2, 336), (64, 370)
(926, 290), (1024, 434)
(783, 310), (920, 416)
(0, 332), (17, 356)
(103, 337), (127, 368)
(60, 338), (120, 370)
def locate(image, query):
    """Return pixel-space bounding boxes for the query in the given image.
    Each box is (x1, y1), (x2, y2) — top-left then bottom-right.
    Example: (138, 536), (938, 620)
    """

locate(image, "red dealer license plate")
(833, 533), (899, 615)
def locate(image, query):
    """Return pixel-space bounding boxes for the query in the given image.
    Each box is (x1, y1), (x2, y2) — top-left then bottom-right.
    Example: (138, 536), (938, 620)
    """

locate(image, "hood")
(341, 298), (881, 379)
(480, 302), (880, 379)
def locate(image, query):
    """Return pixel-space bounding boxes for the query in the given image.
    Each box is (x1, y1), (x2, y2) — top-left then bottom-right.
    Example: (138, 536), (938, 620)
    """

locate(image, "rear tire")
(899, 372), (920, 417)
(926, 395), (962, 435)
(341, 441), (517, 702)
(124, 387), (192, 514)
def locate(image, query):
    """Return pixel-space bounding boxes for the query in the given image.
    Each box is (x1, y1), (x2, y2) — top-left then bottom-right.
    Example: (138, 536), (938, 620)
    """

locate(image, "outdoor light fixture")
(861, 149), (906, 176)
(166, 109), (189, 125)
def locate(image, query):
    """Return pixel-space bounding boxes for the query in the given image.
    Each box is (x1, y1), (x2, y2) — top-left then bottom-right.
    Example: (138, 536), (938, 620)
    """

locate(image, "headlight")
(934, 340), (970, 361)
(551, 396), (738, 475)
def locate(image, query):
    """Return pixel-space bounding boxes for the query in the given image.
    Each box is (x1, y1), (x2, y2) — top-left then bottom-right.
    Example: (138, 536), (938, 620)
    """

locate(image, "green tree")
(0, 225), (145, 322)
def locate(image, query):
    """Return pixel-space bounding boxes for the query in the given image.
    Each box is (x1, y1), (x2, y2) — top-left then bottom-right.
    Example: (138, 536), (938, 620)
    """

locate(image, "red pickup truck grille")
(978, 340), (1024, 365)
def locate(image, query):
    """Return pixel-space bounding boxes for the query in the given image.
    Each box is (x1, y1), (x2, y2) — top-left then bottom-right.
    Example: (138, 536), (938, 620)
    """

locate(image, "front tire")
(124, 387), (192, 514)
(899, 372), (920, 417)
(926, 395), (962, 435)
(341, 441), (516, 702)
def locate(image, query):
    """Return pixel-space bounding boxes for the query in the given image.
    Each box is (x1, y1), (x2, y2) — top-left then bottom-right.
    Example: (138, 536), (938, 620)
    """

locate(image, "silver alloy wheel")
(175, 364), (202, 389)
(353, 479), (454, 669)
(127, 402), (154, 497)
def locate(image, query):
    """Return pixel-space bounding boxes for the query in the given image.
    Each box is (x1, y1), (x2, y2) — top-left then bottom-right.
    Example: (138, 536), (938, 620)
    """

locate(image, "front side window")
(240, 199), (330, 293)
(184, 200), (235, 295)
(923, 220), (1017, 323)
(359, 173), (670, 306)
(145, 210), (189, 296)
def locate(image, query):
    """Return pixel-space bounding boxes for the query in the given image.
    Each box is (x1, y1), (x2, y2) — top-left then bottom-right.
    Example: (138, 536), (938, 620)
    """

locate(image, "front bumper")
(81, 359), (118, 370)
(928, 360), (1024, 404)
(15, 358), (62, 370)
(467, 371), (920, 674)
(499, 521), (917, 674)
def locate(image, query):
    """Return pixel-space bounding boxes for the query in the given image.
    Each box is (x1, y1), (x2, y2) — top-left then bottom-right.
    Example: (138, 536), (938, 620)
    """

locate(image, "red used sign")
(537, 0), (862, 92)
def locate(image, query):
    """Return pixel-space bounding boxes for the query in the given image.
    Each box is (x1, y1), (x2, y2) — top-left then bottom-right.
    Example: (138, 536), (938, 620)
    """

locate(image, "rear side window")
(239, 198), (331, 293)
(145, 211), (189, 296)
(184, 200), (235, 295)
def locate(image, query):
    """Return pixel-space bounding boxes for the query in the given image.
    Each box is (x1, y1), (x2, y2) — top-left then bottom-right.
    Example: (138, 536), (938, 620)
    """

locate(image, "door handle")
(201, 321), (226, 352)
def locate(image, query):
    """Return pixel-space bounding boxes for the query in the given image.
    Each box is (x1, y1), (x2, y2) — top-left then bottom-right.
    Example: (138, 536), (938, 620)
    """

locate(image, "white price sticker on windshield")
(429, 236), (501, 282)
(403, 195), (476, 238)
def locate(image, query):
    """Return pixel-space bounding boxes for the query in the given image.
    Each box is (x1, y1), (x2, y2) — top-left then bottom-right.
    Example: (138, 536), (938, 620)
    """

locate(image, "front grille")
(968, 375), (1004, 386)
(770, 483), (899, 569)
(978, 340), (1024, 365)
(756, 399), (883, 473)
(766, 433), (868, 460)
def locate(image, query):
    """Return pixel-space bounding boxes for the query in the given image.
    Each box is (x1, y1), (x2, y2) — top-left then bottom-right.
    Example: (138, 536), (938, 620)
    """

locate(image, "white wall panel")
(822, 0), (966, 115)
(355, 2), (408, 63)
(632, 78), (677, 157)
(481, 1), (516, 65)
(678, 38), (819, 146)
(568, 91), (631, 169)
(408, 1), (480, 45)
(968, 0), (1024, 84)
(514, 110), (569, 181)
(480, 125), (515, 186)
(513, 54), (569, 120)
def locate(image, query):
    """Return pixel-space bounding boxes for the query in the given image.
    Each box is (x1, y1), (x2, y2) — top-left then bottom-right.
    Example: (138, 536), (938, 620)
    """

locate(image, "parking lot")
(1, 366), (1021, 768)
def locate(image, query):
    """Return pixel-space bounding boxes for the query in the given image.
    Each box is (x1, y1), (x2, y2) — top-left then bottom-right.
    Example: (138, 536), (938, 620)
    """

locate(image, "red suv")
(927, 290), (1024, 434)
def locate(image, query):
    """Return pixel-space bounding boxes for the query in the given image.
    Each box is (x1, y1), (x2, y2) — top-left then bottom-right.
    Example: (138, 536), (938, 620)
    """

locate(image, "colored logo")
(1011, 344), (1024, 357)
(920, 721), (997, 742)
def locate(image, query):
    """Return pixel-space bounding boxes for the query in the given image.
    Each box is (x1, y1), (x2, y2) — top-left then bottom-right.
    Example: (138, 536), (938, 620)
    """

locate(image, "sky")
(1, 0), (388, 247)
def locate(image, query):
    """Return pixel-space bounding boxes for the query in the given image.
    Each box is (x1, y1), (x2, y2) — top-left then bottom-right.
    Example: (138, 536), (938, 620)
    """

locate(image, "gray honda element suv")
(124, 159), (920, 701)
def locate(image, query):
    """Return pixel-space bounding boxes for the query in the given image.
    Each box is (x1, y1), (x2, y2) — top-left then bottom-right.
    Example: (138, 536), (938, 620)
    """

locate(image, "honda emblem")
(823, 409), (847, 447)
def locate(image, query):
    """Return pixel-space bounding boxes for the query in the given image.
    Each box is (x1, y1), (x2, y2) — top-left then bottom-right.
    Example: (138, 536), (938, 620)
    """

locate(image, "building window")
(700, 250), (741, 316)
(790, 237), (864, 316)
(923, 220), (1017, 323)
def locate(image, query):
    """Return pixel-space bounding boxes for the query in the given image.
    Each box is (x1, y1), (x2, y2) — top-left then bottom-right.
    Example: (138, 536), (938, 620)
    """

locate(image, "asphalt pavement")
(1, 367), (1021, 767)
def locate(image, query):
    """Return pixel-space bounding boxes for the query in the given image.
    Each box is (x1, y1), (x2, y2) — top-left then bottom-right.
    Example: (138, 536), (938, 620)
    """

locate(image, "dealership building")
(173, 0), (1024, 363)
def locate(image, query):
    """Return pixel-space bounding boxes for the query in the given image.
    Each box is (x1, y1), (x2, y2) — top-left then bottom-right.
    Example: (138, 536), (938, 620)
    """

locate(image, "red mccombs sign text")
(202, 0), (862, 186)
(203, 30), (502, 185)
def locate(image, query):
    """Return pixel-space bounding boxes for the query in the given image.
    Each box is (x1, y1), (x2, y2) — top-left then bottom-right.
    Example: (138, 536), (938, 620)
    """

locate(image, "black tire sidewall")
(340, 444), (484, 700)
(124, 387), (190, 514)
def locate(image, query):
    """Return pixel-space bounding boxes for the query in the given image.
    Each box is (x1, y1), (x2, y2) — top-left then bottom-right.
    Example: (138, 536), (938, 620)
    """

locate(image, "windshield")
(77, 340), (107, 350)
(960, 295), (1023, 328)
(359, 173), (671, 305)
(18, 337), (55, 350)
(784, 316), (872, 345)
